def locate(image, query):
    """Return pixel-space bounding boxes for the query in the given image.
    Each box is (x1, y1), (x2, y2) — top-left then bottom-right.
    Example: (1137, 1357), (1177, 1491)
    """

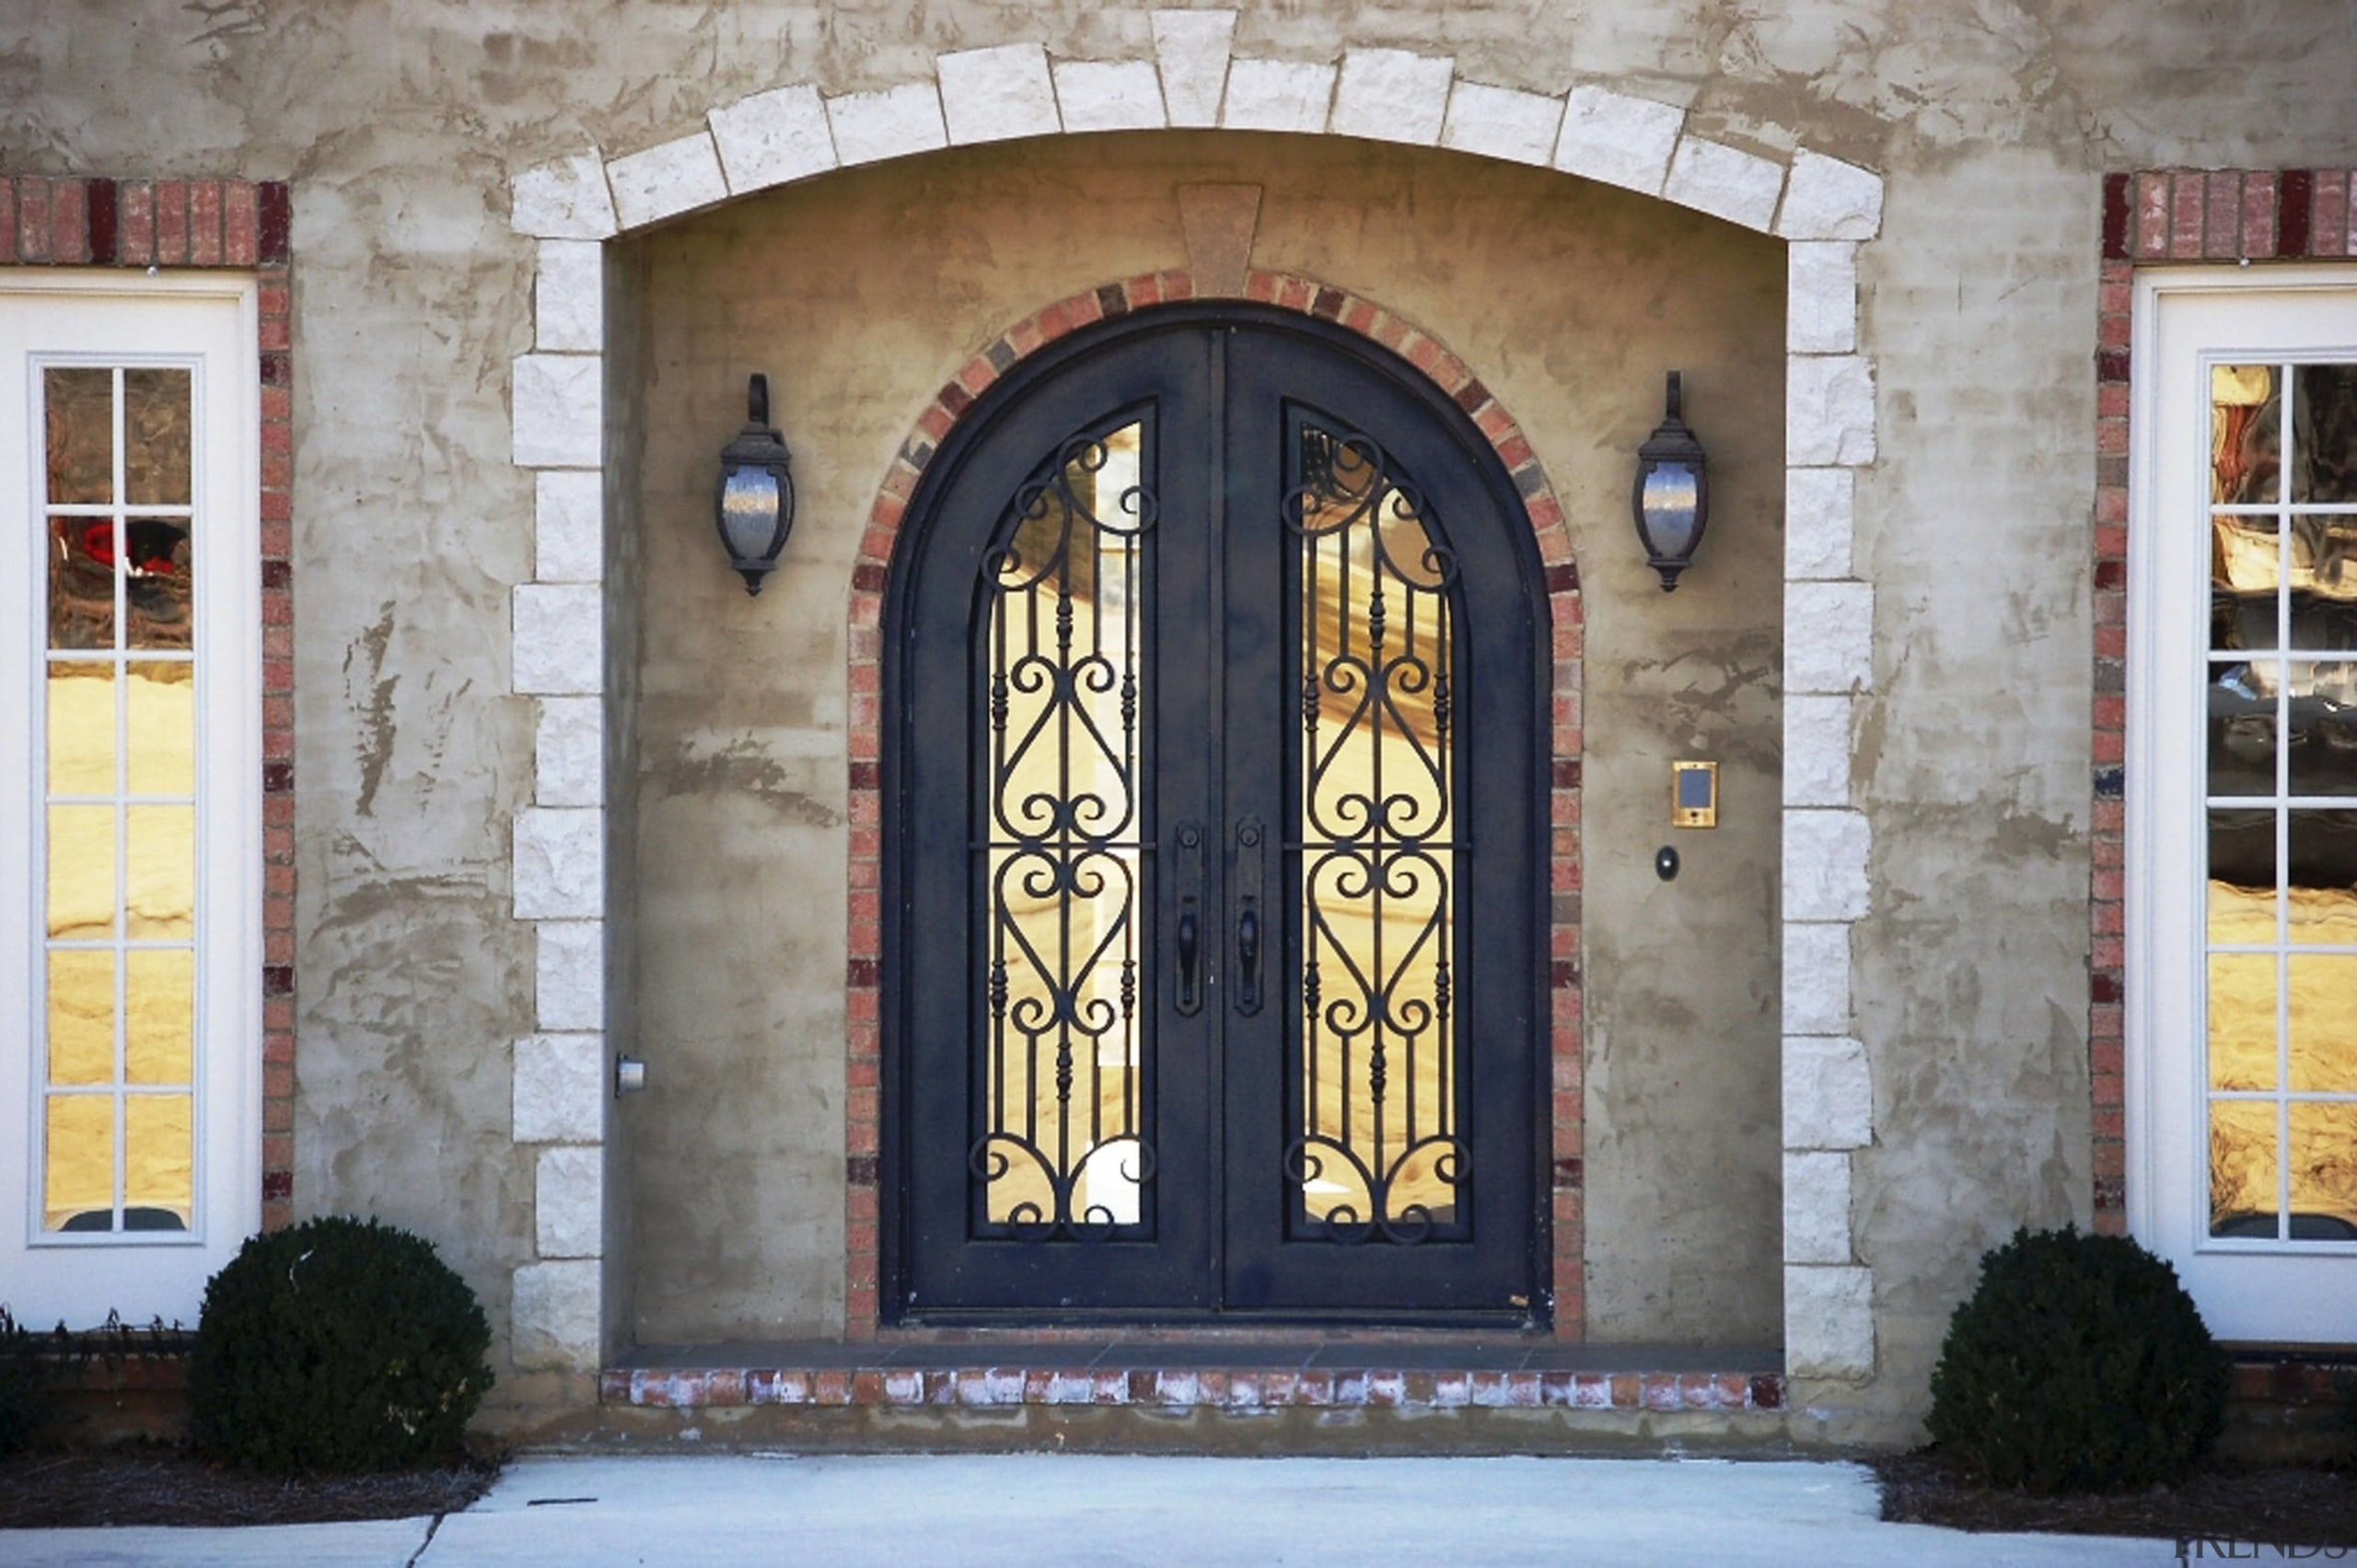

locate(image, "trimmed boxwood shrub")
(189, 1216), (493, 1473)
(1927, 1225), (2230, 1493)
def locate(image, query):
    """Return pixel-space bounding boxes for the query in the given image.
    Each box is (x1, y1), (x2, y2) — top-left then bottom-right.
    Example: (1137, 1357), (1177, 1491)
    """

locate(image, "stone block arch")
(500, 20), (1884, 1384)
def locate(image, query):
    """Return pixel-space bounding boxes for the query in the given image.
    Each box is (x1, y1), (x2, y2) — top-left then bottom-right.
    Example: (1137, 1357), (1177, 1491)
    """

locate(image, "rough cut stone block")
(1786, 241), (1858, 355)
(514, 806), (605, 921)
(1782, 694), (1852, 807)
(1788, 354), (1876, 467)
(1777, 149), (1885, 241)
(826, 82), (948, 168)
(535, 240), (603, 354)
(511, 149), (618, 239)
(536, 696), (604, 808)
(1221, 59), (1335, 133)
(511, 1259), (602, 1370)
(1785, 1264), (1875, 1381)
(1782, 921), (1852, 1036)
(513, 1032), (605, 1144)
(1783, 807), (1870, 923)
(536, 917), (605, 1033)
(1785, 580), (1873, 694)
(709, 84), (838, 193)
(1052, 60), (1167, 133)
(1784, 1035), (1872, 1151)
(606, 132), (728, 231)
(537, 1145), (606, 1259)
(1440, 81), (1565, 168)
(1664, 136), (1785, 232)
(511, 354), (603, 470)
(1784, 465), (1854, 581)
(1553, 85), (1683, 196)
(1152, 9), (1237, 128)
(1783, 1151), (1852, 1264)
(535, 470), (602, 584)
(938, 43), (1061, 145)
(1329, 49), (1452, 146)
(512, 583), (604, 696)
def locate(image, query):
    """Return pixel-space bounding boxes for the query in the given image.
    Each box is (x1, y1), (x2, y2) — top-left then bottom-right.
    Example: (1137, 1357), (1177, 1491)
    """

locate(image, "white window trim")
(0, 271), (261, 1329)
(2127, 263), (2357, 1345)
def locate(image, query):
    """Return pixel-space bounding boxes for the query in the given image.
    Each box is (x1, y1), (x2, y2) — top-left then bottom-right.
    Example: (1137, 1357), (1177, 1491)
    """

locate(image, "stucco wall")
(7, 0), (2357, 1436)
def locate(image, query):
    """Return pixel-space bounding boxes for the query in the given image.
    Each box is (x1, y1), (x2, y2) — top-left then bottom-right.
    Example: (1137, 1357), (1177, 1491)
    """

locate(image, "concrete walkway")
(4, 1454), (2184, 1566)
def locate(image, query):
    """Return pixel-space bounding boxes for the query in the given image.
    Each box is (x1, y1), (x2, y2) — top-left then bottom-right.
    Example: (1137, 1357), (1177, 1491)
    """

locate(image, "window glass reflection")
(2291, 365), (2357, 504)
(125, 805), (195, 938)
(48, 517), (115, 650)
(122, 1095), (193, 1226)
(2287, 1103), (2357, 1238)
(125, 663), (196, 796)
(2285, 952), (2357, 1093)
(44, 1096), (113, 1233)
(2209, 1098), (2280, 1237)
(124, 949), (194, 1086)
(43, 367), (112, 505)
(46, 949), (115, 1086)
(46, 664), (117, 797)
(122, 368), (192, 507)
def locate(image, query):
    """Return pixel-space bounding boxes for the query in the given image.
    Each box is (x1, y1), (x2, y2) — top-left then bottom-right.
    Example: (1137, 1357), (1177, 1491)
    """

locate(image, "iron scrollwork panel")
(1284, 421), (1469, 1246)
(973, 417), (1159, 1240)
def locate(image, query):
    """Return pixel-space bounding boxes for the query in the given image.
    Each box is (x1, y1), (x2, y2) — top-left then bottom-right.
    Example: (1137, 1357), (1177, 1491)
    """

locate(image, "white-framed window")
(2130, 266), (2357, 1343)
(0, 273), (261, 1330)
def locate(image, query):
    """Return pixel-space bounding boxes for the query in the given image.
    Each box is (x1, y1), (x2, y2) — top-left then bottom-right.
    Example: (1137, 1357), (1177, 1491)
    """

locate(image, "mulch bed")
(0, 1445), (500, 1529)
(1873, 1448), (2357, 1546)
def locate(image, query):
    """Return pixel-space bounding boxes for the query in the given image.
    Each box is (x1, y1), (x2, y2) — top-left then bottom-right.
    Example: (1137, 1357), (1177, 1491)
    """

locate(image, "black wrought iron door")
(888, 306), (1543, 1321)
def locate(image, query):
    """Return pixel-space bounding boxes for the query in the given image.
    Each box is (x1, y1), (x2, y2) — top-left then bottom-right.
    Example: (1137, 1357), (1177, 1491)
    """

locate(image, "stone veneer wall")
(501, 17), (1885, 1381)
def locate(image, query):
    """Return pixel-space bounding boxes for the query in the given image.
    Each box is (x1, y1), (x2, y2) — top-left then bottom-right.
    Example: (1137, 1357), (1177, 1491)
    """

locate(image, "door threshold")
(602, 1339), (1784, 1415)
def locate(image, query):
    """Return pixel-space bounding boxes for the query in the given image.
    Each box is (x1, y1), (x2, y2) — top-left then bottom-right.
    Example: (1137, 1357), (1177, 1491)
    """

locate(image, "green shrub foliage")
(1927, 1225), (2230, 1493)
(189, 1216), (493, 1473)
(0, 1310), (49, 1457)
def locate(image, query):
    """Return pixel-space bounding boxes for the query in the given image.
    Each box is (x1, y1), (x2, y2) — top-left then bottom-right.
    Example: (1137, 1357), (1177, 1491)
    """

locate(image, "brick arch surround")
(501, 22), (1887, 1384)
(842, 270), (1585, 1336)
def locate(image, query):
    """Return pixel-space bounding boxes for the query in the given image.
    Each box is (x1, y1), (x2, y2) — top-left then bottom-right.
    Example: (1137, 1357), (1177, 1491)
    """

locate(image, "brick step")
(601, 1342), (1787, 1415)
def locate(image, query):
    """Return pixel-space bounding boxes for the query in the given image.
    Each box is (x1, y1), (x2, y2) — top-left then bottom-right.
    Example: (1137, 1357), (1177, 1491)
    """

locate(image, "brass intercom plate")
(1671, 760), (1718, 828)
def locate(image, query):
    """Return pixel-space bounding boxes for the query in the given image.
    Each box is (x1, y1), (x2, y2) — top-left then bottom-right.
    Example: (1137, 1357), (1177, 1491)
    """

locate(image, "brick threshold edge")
(602, 1352), (1787, 1415)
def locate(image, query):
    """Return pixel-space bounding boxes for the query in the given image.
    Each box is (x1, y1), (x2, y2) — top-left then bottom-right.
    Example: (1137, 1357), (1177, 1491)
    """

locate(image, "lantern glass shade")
(1631, 372), (1709, 592)
(714, 373), (795, 595)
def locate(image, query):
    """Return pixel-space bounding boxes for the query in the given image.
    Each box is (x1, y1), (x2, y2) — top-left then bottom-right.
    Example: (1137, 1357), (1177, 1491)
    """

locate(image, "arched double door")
(886, 304), (1547, 1322)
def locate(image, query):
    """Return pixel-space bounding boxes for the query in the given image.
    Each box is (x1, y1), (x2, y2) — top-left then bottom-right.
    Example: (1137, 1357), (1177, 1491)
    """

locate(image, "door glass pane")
(122, 367), (192, 507)
(122, 1095), (193, 1230)
(44, 1095), (114, 1233)
(2209, 1098), (2279, 1237)
(977, 420), (1154, 1236)
(125, 948), (195, 1085)
(2288, 662), (2357, 794)
(2287, 1102), (2357, 1239)
(46, 663), (117, 796)
(125, 662), (196, 796)
(1290, 422), (1462, 1241)
(2206, 663), (2276, 792)
(46, 949), (116, 1086)
(43, 366), (113, 505)
(2287, 808), (2357, 943)
(2286, 953), (2357, 1092)
(2291, 364), (2357, 504)
(2206, 952), (2276, 1091)
(124, 518), (192, 650)
(47, 804), (117, 939)
(126, 804), (195, 937)
(48, 517), (114, 649)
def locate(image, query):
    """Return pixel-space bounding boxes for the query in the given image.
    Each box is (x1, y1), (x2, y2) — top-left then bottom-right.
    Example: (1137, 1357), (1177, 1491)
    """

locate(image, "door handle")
(1234, 816), (1264, 1016)
(1175, 822), (1203, 1016)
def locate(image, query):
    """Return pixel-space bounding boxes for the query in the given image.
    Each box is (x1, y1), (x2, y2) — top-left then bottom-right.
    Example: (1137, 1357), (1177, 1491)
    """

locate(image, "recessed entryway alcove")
(610, 129), (1787, 1353)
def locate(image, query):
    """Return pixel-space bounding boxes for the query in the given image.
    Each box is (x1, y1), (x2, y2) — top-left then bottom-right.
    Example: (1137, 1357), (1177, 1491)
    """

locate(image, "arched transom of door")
(886, 304), (1549, 1322)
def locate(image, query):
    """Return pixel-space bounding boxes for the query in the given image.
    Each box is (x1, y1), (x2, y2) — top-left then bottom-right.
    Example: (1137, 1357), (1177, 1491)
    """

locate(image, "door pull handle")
(1175, 822), (1203, 1016)
(1234, 817), (1265, 1016)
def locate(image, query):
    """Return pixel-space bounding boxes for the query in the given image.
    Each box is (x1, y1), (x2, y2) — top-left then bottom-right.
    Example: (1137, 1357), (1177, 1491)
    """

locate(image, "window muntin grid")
(34, 361), (202, 1240)
(2202, 358), (2357, 1247)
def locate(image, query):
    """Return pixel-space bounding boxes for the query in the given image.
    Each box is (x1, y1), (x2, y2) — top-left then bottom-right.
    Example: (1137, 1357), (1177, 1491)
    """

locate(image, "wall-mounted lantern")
(714, 373), (795, 596)
(1631, 371), (1709, 592)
